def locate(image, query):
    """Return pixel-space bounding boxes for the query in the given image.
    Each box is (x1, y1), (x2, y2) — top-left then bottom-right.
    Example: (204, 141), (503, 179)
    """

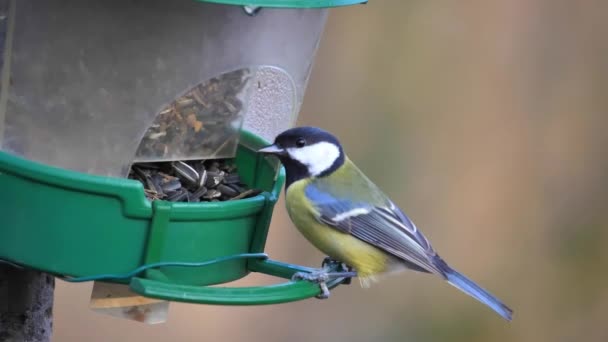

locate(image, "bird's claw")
(321, 256), (335, 268)
(321, 257), (354, 285)
(291, 270), (330, 284)
(317, 283), (330, 299)
(290, 257), (357, 299)
(291, 270), (332, 299)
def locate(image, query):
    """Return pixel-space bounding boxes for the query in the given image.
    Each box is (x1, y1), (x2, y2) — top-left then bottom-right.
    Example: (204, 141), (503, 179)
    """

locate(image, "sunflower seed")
(223, 174), (241, 184)
(217, 184), (238, 198)
(172, 161), (199, 187)
(167, 189), (188, 202)
(161, 178), (182, 192)
(129, 158), (262, 203)
(202, 189), (222, 200)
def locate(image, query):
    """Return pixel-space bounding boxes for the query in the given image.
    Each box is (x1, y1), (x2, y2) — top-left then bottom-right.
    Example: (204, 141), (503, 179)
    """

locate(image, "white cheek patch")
(287, 141), (341, 176)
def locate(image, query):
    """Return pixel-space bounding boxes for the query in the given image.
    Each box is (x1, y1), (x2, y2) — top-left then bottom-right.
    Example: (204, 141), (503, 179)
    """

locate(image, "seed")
(223, 174), (240, 184)
(217, 184), (238, 198)
(208, 161), (220, 172)
(171, 161), (199, 187)
(129, 158), (261, 203)
(161, 178), (182, 192)
(197, 169), (207, 188)
(204, 171), (224, 188)
(190, 186), (208, 200)
(167, 189), (188, 202)
(226, 183), (244, 193)
(202, 189), (222, 200)
(187, 192), (200, 203)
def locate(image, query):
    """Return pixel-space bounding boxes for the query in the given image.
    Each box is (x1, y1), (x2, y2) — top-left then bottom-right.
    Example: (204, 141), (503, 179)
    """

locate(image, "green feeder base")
(0, 130), (350, 305)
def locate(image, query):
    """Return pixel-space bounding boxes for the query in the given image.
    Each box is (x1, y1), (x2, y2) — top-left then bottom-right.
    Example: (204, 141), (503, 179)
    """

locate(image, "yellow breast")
(285, 180), (391, 278)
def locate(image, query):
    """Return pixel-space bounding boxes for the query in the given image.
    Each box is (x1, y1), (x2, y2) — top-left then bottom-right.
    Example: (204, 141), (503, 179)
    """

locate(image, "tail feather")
(436, 259), (513, 321)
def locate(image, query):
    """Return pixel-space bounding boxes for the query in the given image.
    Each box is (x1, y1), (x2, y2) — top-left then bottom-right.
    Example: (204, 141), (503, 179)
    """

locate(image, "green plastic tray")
(0, 130), (348, 304)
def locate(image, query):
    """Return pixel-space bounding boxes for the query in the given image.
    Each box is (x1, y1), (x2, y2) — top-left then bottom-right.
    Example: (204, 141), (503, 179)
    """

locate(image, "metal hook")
(243, 5), (262, 16)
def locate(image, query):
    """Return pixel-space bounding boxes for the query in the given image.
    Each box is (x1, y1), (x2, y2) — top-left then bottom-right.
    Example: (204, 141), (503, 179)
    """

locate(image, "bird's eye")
(295, 138), (306, 148)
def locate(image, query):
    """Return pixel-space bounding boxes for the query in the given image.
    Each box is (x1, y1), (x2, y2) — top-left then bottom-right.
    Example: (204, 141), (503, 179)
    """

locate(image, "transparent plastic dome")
(0, 0), (327, 177)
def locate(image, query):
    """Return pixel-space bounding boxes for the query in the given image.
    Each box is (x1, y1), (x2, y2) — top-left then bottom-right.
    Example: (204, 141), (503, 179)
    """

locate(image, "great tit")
(258, 126), (513, 321)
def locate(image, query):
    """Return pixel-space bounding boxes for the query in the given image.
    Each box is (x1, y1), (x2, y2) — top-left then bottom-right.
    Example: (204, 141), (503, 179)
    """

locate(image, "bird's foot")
(291, 270), (330, 283)
(291, 257), (357, 299)
(321, 257), (356, 285)
(291, 270), (332, 299)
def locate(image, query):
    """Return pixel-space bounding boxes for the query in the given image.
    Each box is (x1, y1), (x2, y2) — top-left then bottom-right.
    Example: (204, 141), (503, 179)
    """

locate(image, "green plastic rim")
(195, 0), (368, 8)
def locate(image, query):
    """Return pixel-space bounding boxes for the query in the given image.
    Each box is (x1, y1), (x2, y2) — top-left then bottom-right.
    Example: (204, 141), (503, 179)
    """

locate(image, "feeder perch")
(0, 0), (367, 310)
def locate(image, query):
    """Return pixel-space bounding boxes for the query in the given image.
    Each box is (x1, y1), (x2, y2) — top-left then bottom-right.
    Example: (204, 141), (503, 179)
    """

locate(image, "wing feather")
(305, 179), (443, 275)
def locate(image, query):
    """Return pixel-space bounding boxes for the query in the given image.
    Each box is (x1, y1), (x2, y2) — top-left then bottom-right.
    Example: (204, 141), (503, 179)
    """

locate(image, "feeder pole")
(0, 0), (53, 339)
(0, 265), (54, 342)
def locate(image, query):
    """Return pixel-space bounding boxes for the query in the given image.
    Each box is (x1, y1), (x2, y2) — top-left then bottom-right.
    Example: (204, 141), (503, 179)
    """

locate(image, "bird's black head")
(258, 126), (345, 188)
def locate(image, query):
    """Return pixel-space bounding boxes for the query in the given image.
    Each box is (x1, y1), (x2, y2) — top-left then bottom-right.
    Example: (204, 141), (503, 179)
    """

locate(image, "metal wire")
(0, 253), (269, 283)
(0, 258), (24, 269)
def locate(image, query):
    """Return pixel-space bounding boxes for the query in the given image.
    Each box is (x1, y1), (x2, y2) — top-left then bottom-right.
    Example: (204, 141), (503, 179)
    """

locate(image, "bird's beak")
(257, 144), (287, 156)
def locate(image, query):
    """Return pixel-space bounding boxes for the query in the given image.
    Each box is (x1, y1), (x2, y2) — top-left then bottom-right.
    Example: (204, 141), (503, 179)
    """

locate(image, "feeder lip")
(196, 0), (368, 8)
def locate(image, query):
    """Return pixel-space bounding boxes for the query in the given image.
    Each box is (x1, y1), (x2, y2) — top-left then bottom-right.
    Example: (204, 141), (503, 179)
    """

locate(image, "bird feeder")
(0, 0), (367, 308)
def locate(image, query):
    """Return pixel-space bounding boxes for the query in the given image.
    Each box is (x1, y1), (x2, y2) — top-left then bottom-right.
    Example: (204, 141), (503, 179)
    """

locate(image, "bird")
(257, 126), (513, 321)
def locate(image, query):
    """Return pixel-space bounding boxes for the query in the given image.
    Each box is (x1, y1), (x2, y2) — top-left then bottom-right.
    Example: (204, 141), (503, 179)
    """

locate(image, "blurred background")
(53, 1), (608, 341)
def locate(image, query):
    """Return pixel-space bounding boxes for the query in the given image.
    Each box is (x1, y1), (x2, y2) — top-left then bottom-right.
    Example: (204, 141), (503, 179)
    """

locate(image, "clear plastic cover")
(133, 68), (252, 163)
(0, 0), (327, 177)
(242, 66), (298, 143)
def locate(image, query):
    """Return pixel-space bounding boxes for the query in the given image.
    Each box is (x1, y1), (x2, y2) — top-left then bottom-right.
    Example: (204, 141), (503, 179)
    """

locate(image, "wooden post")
(0, 265), (54, 342)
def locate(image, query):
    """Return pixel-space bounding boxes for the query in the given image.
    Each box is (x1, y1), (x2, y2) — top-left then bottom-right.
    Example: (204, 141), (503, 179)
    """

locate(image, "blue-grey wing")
(305, 182), (443, 275)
